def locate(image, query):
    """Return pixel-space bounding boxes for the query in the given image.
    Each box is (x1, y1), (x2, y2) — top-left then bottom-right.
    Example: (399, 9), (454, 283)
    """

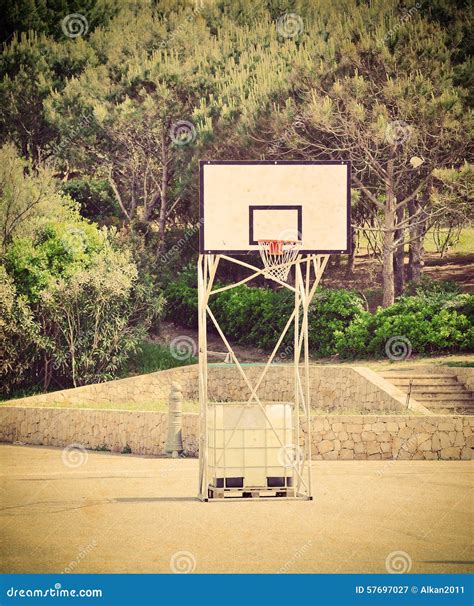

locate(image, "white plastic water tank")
(208, 402), (294, 489)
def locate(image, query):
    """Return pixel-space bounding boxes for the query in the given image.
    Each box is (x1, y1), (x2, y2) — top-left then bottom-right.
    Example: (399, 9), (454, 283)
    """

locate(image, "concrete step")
(381, 373), (453, 379)
(419, 397), (473, 404)
(411, 393), (473, 401)
(410, 386), (471, 394)
(422, 405), (474, 414)
(387, 378), (459, 386)
(426, 406), (474, 415)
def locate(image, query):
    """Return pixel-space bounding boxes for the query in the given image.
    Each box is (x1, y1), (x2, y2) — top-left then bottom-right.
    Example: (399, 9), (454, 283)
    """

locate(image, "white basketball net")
(258, 240), (302, 282)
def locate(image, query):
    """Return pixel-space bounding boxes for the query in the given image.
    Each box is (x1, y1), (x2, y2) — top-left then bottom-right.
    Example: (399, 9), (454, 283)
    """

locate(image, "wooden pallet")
(206, 485), (311, 501)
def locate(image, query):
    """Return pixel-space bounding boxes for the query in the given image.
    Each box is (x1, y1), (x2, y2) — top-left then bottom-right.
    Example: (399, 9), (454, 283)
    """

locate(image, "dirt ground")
(323, 252), (474, 306)
(1, 445), (472, 574)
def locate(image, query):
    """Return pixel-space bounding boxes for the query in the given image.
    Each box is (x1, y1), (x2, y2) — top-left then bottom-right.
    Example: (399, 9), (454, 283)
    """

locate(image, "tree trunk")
(382, 160), (395, 307)
(157, 135), (168, 256)
(346, 227), (356, 276)
(394, 204), (405, 296)
(407, 198), (425, 284)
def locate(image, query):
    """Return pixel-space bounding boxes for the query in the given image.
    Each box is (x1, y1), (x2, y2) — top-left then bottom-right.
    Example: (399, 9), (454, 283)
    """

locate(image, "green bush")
(308, 289), (366, 357)
(0, 266), (45, 394)
(336, 292), (474, 358)
(165, 268), (473, 360)
(2, 218), (163, 395)
(164, 268), (365, 356)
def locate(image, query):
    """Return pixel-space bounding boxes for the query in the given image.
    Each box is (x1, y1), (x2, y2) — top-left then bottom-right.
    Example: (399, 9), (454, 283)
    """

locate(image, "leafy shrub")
(165, 268), (473, 360)
(2, 218), (163, 395)
(336, 292), (474, 358)
(308, 289), (366, 357)
(165, 268), (365, 356)
(61, 177), (118, 222)
(405, 276), (460, 297)
(163, 264), (198, 328)
(0, 266), (44, 394)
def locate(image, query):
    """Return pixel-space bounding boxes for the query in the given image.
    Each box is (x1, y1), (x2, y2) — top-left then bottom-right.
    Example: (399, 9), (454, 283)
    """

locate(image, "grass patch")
(121, 340), (197, 376)
(358, 226), (473, 255)
(423, 226), (474, 255)
(0, 399), (200, 413)
(0, 398), (421, 415)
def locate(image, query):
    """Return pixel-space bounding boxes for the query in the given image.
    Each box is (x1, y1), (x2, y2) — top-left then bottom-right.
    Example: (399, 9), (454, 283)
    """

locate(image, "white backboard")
(199, 160), (350, 254)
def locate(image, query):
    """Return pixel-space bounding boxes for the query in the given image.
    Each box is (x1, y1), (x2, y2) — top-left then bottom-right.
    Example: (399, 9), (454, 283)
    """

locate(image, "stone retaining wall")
(1, 407), (471, 460)
(4, 364), (430, 414)
(307, 415), (472, 460)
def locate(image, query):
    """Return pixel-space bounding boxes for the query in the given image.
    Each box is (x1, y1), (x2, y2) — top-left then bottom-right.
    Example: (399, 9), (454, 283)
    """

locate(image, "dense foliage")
(165, 268), (474, 358)
(336, 292), (474, 358)
(0, 148), (163, 395)
(165, 266), (367, 356)
(0, 1), (472, 396)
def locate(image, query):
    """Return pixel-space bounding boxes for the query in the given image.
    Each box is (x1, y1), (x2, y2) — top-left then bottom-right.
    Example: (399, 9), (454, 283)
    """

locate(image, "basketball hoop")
(257, 240), (302, 282)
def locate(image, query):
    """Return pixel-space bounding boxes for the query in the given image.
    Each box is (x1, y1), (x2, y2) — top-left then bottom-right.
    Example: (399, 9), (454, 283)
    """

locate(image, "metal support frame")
(198, 253), (329, 501)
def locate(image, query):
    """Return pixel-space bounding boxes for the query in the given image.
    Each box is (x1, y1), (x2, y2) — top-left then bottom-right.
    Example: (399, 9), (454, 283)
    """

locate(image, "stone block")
(431, 434), (441, 451)
(318, 440), (334, 455)
(418, 438), (432, 452)
(439, 433), (451, 449)
(366, 441), (380, 455)
(438, 421), (456, 432)
(460, 447), (471, 460)
(440, 447), (461, 460)
(339, 449), (353, 460)
(398, 427), (412, 439)
(346, 424), (363, 433)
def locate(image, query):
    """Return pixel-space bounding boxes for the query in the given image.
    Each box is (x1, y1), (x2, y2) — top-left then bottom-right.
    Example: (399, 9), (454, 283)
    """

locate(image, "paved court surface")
(0, 444), (472, 574)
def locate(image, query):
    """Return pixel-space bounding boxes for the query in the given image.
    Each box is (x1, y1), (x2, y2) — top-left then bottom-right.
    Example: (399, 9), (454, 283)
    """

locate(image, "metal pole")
(165, 382), (183, 458)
